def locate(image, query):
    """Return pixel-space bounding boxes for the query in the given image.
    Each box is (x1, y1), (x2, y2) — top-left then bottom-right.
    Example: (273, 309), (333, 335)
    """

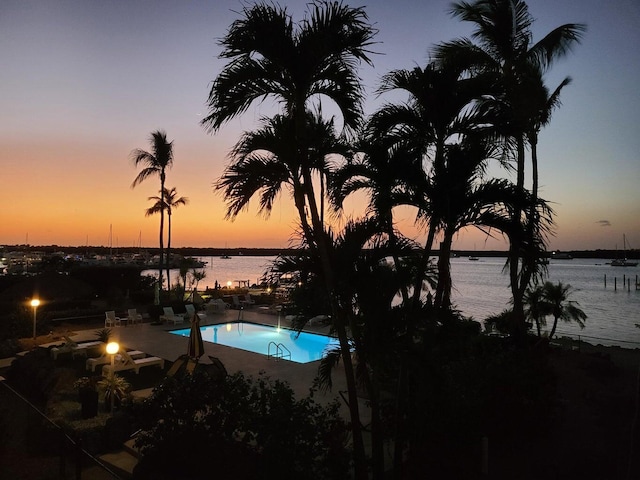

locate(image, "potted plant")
(97, 374), (130, 412)
(74, 376), (99, 419)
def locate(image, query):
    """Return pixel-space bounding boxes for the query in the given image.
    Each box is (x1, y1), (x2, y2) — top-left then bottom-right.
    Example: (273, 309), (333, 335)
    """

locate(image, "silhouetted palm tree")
(131, 131), (174, 295)
(524, 283), (547, 337)
(330, 132), (421, 304)
(541, 281), (586, 339)
(145, 187), (188, 293)
(436, 0), (585, 332)
(370, 61), (488, 308)
(203, 3), (376, 476)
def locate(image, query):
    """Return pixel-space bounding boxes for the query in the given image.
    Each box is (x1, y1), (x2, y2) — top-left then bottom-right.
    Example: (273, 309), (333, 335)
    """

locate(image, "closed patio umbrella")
(167, 312), (204, 377)
(187, 312), (204, 360)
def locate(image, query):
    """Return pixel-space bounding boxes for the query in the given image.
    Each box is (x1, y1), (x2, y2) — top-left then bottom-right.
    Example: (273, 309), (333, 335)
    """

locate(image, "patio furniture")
(86, 350), (145, 372)
(160, 307), (183, 325)
(51, 338), (103, 360)
(101, 350), (165, 376)
(105, 311), (121, 327)
(126, 308), (143, 326)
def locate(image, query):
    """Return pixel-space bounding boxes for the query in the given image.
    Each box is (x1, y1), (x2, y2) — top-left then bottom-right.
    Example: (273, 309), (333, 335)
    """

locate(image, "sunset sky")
(2, 0), (639, 251)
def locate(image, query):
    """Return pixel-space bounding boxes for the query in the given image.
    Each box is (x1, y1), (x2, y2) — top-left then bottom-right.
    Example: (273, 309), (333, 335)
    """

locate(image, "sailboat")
(468, 243), (479, 261)
(610, 234), (638, 267)
(220, 242), (231, 259)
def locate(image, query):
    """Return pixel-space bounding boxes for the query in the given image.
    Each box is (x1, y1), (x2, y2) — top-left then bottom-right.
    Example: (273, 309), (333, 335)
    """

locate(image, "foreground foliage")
(131, 371), (350, 480)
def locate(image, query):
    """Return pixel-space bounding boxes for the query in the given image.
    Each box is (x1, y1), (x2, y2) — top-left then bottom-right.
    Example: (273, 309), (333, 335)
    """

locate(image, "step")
(98, 449), (138, 479)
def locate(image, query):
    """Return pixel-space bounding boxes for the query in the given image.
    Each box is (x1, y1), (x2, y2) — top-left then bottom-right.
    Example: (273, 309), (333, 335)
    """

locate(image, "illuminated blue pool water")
(170, 322), (340, 364)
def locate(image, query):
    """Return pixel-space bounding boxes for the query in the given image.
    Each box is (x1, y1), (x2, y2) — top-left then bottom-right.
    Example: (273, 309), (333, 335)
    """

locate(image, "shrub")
(132, 370), (350, 479)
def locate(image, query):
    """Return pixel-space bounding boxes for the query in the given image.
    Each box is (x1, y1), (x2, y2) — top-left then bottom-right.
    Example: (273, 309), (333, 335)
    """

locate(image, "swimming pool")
(170, 322), (340, 364)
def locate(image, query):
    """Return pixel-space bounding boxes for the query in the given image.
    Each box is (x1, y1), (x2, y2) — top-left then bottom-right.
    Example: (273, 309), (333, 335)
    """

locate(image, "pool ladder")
(267, 341), (291, 361)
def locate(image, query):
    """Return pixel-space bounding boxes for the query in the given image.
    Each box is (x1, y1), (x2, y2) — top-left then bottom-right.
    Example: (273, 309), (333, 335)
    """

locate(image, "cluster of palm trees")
(131, 130), (189, 295)
(200, 1), (585, 477)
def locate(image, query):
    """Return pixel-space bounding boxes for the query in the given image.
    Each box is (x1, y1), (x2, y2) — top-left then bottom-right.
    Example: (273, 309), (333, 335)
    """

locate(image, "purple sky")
(1, 0), (639, 251)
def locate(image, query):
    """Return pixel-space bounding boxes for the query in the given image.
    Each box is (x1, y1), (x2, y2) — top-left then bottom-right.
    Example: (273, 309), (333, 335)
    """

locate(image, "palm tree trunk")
(549, 315), (559, 339)
(166, 211), (172, 294)
(509, 137), (527, 339)
(301, 168), (368, 480)
(158, 210), (164, 301)
(434, 232), (454, 310)
(411, 222), (437, 308)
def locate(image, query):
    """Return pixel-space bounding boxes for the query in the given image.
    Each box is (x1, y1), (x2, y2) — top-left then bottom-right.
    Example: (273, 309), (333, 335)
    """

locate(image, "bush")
(5, 348), (59, 402)
(0, 338), (21, 357)
(132, 370), (350, 480)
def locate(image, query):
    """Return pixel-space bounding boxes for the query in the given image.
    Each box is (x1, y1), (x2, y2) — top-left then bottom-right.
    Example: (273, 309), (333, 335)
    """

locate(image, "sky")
(1, 0), (639, 252)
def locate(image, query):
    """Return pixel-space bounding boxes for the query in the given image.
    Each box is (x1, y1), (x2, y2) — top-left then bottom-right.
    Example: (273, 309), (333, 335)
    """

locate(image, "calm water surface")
(148, 255), (640, 348)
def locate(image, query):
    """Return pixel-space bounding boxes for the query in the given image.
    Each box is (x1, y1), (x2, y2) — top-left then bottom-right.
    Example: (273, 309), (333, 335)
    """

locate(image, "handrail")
(277, 342), (291, 361)
(267, 342), (291, 361)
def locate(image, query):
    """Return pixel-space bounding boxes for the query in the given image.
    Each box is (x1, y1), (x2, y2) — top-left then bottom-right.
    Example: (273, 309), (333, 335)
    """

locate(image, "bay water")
(148, 255), (640, 348)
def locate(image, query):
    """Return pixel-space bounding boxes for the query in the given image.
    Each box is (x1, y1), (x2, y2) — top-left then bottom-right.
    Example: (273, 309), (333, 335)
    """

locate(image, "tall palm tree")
(202, 4), (376, 477)
(270, 218), (416, 476)
(131, 130), (174, 296)
(145, 187), (188, 293)
(436, 0), (585, 332)
(370, 61), (488, 308)
(330, 132), (421, 304)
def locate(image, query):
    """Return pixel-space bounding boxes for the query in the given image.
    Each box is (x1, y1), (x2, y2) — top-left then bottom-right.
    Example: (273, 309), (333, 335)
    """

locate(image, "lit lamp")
(226, 280), (232, 288)
(105, 341), (119, 412)
(30, 299), (40, 340)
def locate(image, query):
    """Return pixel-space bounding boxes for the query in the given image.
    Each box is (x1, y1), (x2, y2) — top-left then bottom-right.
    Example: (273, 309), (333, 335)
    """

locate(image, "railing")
(267, 342), (291, 361)
(0, 377), (125, 479)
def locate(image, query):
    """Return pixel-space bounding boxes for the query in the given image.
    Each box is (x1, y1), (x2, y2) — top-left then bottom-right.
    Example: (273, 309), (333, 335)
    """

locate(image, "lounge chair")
(126, 308), (143, 326)
(231, 295), (243, 309)
(243, 293), (256, 307)
(205, 298), (228, 314)
(105, 311), (121, 327)
(184, 304), (196, 320)
(160, 307), (183, 325)
(102, 350), (165, 376)
(51, 337), (103, 360)
(50, 336), (77, 359)
(86, 350), (145, 372)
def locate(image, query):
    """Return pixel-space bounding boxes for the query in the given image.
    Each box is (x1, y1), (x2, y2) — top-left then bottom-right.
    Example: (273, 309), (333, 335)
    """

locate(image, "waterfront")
(145, 255), (640, 348)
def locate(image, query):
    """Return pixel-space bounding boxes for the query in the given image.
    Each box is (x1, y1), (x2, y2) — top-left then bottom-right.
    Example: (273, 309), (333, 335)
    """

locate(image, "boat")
(468, 256), (479, 261)
(610, 258), (638, 267)
(610, 234), (638, 267)
(220, 254), (231, 259)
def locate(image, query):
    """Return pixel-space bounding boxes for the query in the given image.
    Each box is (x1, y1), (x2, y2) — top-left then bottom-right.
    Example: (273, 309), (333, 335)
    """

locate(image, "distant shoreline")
(1, 244), (638, 260)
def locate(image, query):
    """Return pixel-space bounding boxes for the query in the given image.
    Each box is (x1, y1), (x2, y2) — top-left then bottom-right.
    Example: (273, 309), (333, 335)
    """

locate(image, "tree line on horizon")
(130, 1), (587, 477)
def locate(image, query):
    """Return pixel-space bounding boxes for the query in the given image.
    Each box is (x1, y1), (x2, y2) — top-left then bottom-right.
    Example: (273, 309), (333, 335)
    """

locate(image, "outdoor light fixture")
(106, 341), (120, 412)
(30, 298), (40, 340)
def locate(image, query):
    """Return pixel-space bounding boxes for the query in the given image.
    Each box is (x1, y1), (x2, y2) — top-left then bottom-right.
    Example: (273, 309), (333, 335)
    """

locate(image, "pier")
(604, 274), (639, 291)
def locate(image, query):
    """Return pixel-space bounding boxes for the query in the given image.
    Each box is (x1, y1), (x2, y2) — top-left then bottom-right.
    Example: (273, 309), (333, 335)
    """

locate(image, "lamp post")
(30, 299), (40, 340)
(105, 341), (119, 412)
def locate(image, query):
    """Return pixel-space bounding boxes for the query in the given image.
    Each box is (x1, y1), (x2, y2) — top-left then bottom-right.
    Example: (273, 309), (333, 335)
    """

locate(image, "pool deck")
(60, 308), (352, 405)
(1, 307), (376, 477)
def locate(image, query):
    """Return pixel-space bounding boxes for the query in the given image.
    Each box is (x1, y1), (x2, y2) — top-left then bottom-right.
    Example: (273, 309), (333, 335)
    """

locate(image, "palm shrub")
(97, 374), (130, 412)
(94, 328), (112, 343)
